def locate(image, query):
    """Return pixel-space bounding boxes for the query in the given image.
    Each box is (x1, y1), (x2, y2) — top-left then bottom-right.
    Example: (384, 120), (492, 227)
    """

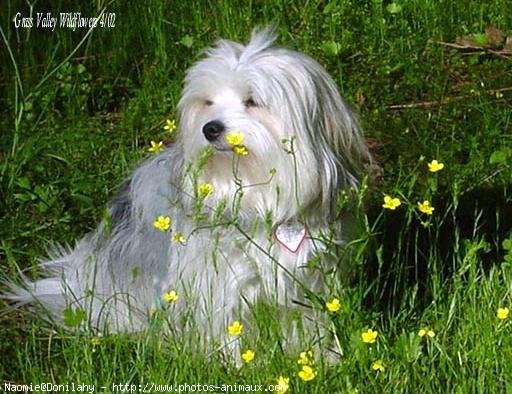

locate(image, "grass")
(1, 0), (511, 392)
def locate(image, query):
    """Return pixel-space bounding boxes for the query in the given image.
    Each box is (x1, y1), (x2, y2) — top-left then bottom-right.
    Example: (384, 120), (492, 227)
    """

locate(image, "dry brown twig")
(388, 87), (512, 110)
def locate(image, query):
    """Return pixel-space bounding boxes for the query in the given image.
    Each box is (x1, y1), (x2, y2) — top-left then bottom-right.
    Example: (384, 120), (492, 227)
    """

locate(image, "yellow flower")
(298, 365), (317, 382)
(225, 130), (249, 155)
(428, 159), (444, 172)
(148, 140), (165, 153)
(297, 350), (313, 365)
(241, 349), (255, 363)
(497, 307), (510, 320)
(164, 119), (177, 133)
(198, 182), (214, 198)
(90, 337), (102, 346)
(361, 328), (378, 344)
(418, 327), (436, 338)
(326, 298), (341, 313)
(382, 195), (401, 210)
(417, 200), (435, 215)
(227, 321), (243, 336)
(275, 376), (289, 393)
(225, 130), (245, 146)
(171, 232), (186, 244)
(233, 145), (249, 156)
(371, 359), (385, 372)
(153, 216), (171, 231)
(162, 290), (179, 303)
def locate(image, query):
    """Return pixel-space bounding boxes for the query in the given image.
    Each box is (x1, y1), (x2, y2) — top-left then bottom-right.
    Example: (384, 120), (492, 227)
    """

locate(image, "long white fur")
(3, 28), (371, 349)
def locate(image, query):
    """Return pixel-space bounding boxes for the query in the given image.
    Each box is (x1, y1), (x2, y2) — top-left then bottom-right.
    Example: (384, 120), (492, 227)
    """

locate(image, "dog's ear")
(308, 66), (372, 206)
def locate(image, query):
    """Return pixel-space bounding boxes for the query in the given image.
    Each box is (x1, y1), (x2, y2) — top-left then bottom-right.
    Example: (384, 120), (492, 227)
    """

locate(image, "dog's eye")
(243, 97), (258, 108)
(204, 99), (213, 106)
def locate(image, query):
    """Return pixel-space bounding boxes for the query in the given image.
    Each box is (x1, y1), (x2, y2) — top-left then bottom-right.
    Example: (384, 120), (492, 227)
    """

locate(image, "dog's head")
(177, 28), (370, 221)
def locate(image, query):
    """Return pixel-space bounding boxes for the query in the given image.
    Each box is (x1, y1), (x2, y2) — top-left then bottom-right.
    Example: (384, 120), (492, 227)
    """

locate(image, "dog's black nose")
(202, 120), (225, 141)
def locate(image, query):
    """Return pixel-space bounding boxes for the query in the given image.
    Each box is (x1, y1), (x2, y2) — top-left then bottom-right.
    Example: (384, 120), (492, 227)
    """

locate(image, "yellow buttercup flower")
(275, 376), (289, 393)
(225, 130), (245, 146)
(90, 337), (102, 346)
(418, 200), (435, 215)
(382, 195), (401, 210)
(428, 159), (444, 172)
(241, 349), (255, 363)
(418, 327), (436, 338)
(171, 232), (186, 244)
(148, 140), (165, 153)
(162, 290), (179, 303)
(164, 119), (177, 133)
(371, 359), (385, 372)
(298, 365), (317, 381)
(198, 182), (214, 198)
(497, 307), (509, 320)
(225, 130), (249, 155)
(233, 145), (249, 156)
(227, 321), (243, 336)
(298, 350), (313, 365)
(326, 298), (341, 313)
(361, 328), (378, 344)
(153, 216), (171, 231)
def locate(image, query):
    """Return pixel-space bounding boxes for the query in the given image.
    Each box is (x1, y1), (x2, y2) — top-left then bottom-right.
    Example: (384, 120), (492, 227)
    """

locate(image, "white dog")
(4, 28), (371, 352)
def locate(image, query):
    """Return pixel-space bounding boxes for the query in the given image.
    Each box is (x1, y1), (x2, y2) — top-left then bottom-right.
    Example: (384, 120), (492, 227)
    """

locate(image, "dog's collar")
(274, 221), (308, 254)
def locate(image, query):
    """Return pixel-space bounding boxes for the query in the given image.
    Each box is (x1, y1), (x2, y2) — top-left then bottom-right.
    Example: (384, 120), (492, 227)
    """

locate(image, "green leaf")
(16, 177), (31, 189)
(131, 266), (141, 279)
(77, 64), (86, 74)
(63, 307), (86, 327)
(323, 2), (337, 14)
(472, 33), (489, 46)
(13, 193), (33, 202)
(489, 148), (511, 164)
(321, 41), (341, 57)
(71, 193), (93, 206)
(386, 3), (402, 14)
(180, 35), (194, 48)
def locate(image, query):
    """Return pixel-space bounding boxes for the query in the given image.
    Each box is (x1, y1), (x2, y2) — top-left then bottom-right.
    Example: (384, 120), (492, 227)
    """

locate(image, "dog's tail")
(1, 251), (72, 322)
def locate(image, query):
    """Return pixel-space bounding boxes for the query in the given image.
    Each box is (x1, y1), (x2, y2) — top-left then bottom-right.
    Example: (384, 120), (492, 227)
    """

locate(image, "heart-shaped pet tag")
(275, 223), (307, 253)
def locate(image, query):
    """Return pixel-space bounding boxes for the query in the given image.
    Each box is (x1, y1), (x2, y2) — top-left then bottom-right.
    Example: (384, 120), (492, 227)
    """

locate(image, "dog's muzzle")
(202, 120), (225, 141)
